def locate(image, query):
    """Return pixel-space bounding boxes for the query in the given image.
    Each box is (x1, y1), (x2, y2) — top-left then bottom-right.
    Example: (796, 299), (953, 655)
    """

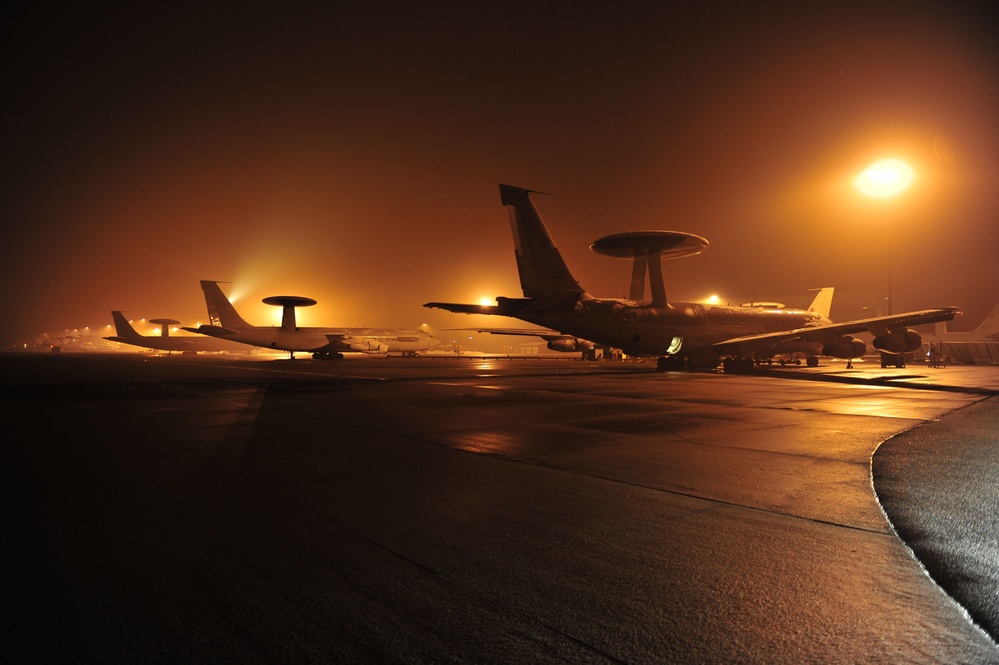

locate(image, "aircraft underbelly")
(518, 306), (824, 357)
(520, 313), (687, 356)
(253, 331), (329, 351)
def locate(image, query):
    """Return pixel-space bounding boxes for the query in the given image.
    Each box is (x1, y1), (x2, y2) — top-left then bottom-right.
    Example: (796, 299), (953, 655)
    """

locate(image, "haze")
(2, 3), (997, 347)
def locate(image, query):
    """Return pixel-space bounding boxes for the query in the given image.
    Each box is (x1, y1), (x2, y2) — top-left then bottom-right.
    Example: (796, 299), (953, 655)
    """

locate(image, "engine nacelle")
(546, 337), (595, 352)
(346, 339), (390, 354)
(822, 335), (867, 359)
(872, 329), (922, 354)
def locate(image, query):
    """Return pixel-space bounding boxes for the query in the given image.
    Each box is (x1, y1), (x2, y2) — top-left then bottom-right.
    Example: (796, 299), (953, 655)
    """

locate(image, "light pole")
(854, 158), (914, 315)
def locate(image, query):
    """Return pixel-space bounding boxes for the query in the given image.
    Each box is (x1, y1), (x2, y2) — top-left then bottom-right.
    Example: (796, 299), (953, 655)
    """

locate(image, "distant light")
(704, 295), (721, 305)
(854, 159), (914, 198)
(478, 297), (493, 307)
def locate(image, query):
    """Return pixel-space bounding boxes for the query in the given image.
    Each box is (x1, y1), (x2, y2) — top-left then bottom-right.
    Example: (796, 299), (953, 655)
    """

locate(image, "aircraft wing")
(709, 307), (961, 353)
(449, 327), (565, 339)
(449, 327), (594, 352)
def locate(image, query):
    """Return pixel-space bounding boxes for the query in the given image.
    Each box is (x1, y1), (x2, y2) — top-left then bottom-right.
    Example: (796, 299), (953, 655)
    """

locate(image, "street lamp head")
(854, 158), (914, 198)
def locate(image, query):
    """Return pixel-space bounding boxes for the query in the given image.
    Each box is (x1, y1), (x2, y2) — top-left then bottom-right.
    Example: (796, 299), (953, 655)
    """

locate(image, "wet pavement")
(2, 353), (997, 663)
(874, 395), (999, 642)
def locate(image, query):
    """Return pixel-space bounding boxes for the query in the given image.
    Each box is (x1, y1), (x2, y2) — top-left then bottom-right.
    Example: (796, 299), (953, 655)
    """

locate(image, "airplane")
(184, 281), (440, 359)
(424, 184), (960, 372)
(104, 311), (249, 354)
(743, 287), (835, 366)
(922, 300), (999, 344)
(915, 300), (999, 366)
(461, 287), (837, 362)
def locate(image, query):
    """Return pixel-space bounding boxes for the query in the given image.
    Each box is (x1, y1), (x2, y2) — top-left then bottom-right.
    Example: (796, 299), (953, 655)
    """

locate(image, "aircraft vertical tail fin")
(110, 311), (139, 338)
(806, 287), (834, 319)
(499, 184), (584, 298)
(972, 301), (999, 336)
(200, 280), (250, 329)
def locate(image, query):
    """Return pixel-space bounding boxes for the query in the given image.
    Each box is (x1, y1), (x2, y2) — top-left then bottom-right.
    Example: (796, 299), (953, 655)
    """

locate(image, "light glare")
(854, 159), (914, 198)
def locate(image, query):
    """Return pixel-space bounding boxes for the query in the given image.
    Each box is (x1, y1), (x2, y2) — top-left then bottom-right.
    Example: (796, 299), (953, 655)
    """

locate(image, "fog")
(3, 3), (997, 347)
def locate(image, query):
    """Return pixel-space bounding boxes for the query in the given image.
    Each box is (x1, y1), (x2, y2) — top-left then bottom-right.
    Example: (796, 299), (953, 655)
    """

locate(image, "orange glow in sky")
(2, 4), (997, 345)
(854, 159), (916, 199)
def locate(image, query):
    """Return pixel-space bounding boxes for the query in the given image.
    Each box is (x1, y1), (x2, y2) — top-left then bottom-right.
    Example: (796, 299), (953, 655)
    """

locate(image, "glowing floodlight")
(855, 158), (915, 317)
(854, 159), (914, 199)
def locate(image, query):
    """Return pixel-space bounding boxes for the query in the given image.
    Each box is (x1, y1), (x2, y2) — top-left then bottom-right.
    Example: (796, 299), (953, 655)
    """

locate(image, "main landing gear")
(880, 352), (905, 368)
(659, 354), (820, 373)
(722, 356), (755, 374)
(312, 351), (345, 360)
(657, 355), (687, 371)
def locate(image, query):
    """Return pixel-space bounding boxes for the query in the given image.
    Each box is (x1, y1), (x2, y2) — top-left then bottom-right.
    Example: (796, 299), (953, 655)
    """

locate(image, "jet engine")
(546, 337), (594, 352)
(345, 338), (390, 354)
(872, 329), (922, 354)
(821, 335), (867, 359)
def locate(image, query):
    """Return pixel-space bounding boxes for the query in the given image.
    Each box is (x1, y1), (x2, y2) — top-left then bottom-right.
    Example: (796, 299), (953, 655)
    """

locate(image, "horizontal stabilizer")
(424, 303), (510, 315)
(515, 290), (582, 316)
(424, 297), (538, 316)
(182, 325), (241, 337)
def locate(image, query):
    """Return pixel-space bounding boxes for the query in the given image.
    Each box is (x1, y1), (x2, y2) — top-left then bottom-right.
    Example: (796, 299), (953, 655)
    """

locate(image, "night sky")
(3, 2), (997, 346)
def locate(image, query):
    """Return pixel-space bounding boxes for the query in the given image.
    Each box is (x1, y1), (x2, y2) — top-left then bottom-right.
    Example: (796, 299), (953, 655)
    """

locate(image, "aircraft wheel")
(806, 356), (818, 368)
(657, 355), (686, 371)
(779, 359), (786, 367)
(723, 357), (736, 373)
(739, 356), (754, 373)
(794, 359), (801, 365)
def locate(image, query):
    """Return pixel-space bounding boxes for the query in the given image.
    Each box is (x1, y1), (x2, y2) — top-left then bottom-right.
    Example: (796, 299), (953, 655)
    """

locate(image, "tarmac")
(2, 352), (997, 663)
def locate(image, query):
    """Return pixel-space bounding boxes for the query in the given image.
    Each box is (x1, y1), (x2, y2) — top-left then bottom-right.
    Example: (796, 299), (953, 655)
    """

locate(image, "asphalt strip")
(873, 395), (999, 645)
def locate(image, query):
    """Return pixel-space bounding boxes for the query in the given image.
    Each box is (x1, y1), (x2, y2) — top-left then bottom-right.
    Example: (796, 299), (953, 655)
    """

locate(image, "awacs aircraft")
(921, 300), (999, 344)
(104, 311), (247, 354)
(460, 287), (836, 363)
(742, 287), (835, 366)
(425, 184), (960, 372)
(184, 281), (439, 359)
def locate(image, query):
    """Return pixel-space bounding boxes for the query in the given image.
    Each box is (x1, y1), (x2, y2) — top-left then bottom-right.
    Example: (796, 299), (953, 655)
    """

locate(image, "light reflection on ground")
(454, 431), (524, 455)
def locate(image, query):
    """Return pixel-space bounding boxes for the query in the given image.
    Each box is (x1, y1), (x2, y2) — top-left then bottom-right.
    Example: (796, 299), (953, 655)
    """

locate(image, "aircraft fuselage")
(518, 298), (828, 358)
(199, 326), (438, 354)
